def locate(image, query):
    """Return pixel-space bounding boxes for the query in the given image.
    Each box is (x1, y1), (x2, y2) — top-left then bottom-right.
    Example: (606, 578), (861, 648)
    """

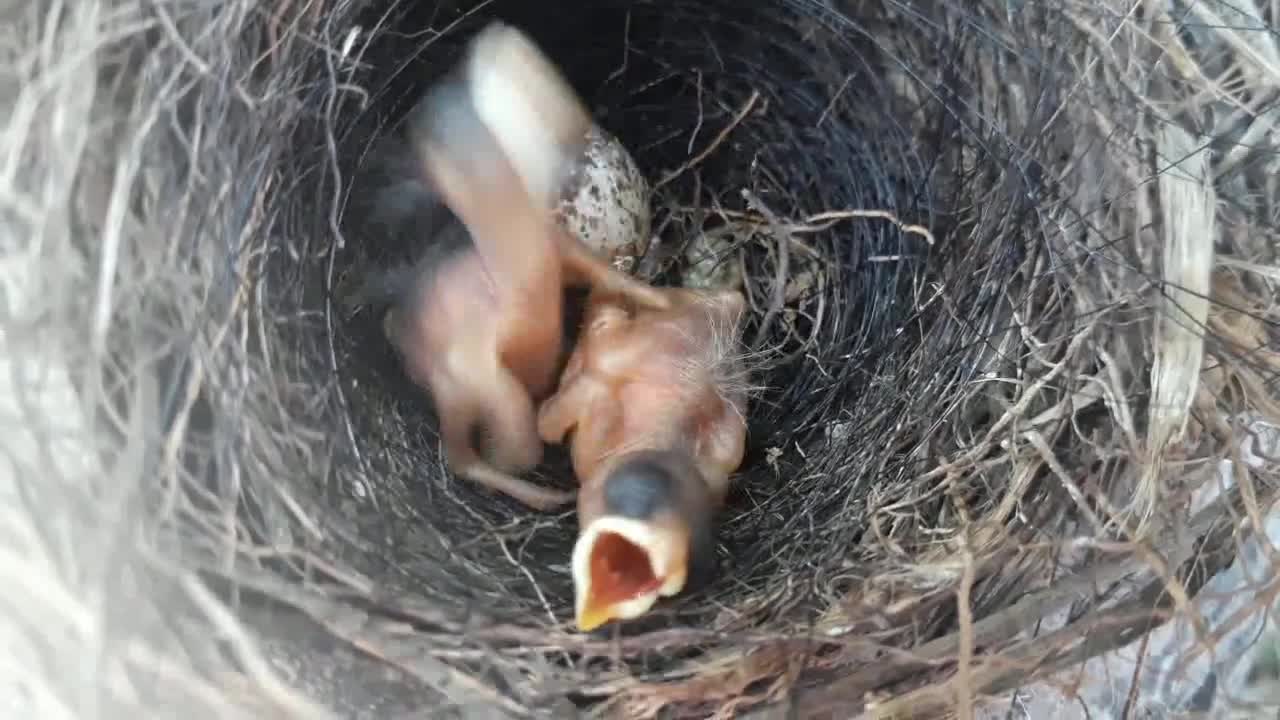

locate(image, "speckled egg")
(555, 125), (652, 273)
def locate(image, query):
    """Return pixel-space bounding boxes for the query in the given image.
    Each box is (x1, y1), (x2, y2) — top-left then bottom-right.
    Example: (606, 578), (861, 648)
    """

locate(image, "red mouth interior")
(589, 531), (663, 606)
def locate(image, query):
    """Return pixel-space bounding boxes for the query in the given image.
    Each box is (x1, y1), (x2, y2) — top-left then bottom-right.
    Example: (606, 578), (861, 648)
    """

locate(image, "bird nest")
(7, 0), (1280, 718)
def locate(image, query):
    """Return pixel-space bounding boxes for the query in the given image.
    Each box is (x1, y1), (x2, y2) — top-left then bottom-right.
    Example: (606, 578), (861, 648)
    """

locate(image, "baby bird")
(536, 285), (750, 631)
(359, 22), (671, 512)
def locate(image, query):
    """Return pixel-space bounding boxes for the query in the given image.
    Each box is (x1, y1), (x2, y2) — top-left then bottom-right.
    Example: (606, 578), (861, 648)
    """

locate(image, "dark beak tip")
(601, 457), (684, 520)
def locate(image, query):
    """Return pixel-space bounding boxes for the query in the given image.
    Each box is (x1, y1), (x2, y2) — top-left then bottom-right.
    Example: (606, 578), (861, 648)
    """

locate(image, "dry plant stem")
(1185, 0), (1280, 87)
(1216, 256), (1280, 282)
(741, 189), (792, 351)
(653, 89), (761, 191)
(695, 207), (936, 245)
(1118, 627), (1152, 720)
(851, 508), (1246, 720)
(347, 633), (530, 717)
(797, 480), (1276, 713)
(182, 576), (337, 719)
(320, 18), (376, 509)
(1140, 123), (1215, 531)
(956, 539), (976, 720)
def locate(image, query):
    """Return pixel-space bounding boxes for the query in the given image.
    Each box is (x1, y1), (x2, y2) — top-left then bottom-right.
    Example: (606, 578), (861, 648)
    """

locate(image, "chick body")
(537, 286), (749, 630)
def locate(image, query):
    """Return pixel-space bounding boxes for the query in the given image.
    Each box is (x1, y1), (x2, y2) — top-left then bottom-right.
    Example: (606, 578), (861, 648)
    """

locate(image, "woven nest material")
(5, 0), (1280, 718)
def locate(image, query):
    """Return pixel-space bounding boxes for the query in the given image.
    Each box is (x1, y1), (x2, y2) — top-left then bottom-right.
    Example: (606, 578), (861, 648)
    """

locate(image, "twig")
(498, 537), (571, 667)
(605, 11), (631, 87)
(654, 89), (761, 191)
(320, 17), (376, 509)
(816, 74), (854, 129)
(797, 482), (1272, 712)
(182, 576), (337, 719)
(956, 539), (977, 720)
(687, 206), (936, 245)
(689, 70), (705, 155)
(1119, 628), (1151, 720)
(741, 189), (792, 351)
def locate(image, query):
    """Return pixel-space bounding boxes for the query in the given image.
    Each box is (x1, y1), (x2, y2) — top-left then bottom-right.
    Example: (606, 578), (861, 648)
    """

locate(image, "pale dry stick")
(1148, 10), (1244, 116)
(605, 11), (632, 86)
(1217, 256), (1280, 282)
(1022, 381), (1105, 430)
(1140, 122), (1216, 531)
(870, 451), (1006, 520)
(818, 483), (1278, 715)
(802, 209), (936, 246)
(1170, 570), (1280, 693)
(1041, 0), (1145, 143)
(689, 69), (705, 155)
(1092, 346), (1143, 456)
(497, 537), (571, 666)
(348, 632), (532, 717)
(1068, 6), (1230, 125)
(776, 273), (828, 364)
(92, 64), (186, 362)
(956, 538), (977, 720)
(1232, 440), (1279, 568)
(318, 18), (379, 510)
(1119, 622), (1153, 720)
(159, 264), (249, 527)
(1217, 95), (1280, 180)
(816, 73), (854, 129)
(653, 89), (761, 191)
(742, 189), (792, 350)
(918, 322), (1097, 484)
(968, 456), (1041, 535)
(1185, 0), (1280, 87)
(0, 541), (96, 641)
(0, 662), (76, 720)
(1087, 491), (1224, 689)
(150, 0), (212, 75)
(198, 541), (375, 594)
(1024, 429), (1106, 533)
(207, 226), (327, 546)
(709, 206), (936, 246)
(182, 576), (338, 719)
(858, 602), (1158, 720)
(124, 642), (275, 720)
(1, 18), (158, 193)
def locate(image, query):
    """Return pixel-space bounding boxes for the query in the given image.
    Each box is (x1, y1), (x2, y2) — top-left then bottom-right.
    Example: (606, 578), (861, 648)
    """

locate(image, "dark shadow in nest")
(281, 0), (1041, 645)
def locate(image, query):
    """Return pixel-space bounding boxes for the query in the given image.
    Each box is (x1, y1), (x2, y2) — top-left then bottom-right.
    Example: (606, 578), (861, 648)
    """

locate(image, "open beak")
(571, 516), (689, 632)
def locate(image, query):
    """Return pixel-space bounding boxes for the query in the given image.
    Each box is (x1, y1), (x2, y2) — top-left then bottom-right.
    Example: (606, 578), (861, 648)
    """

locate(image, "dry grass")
(1, 0), (1279, 718)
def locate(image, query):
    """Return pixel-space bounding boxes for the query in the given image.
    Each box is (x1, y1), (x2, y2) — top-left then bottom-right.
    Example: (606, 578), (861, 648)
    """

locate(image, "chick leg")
(558, 236), (672, 312)
(537, 375), (606, 445)
(538, 377), (621, 480)
(560, 391), (622, 471)
(457, 461), (575, 511)
(535, 377), (587, 446)
(480, 366), (545, 471)
(436, 374), (575, 511)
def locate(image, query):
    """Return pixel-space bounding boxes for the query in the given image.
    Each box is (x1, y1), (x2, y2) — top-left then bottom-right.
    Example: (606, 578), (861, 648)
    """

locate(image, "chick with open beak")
(537, 286), (750, 630)
(347, 22), (671, 512)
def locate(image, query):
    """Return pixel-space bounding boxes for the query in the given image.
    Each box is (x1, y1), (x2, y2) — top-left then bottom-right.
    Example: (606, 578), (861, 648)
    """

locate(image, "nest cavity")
(324, 0), (957, 625)
(10, 0), (1280, 718)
